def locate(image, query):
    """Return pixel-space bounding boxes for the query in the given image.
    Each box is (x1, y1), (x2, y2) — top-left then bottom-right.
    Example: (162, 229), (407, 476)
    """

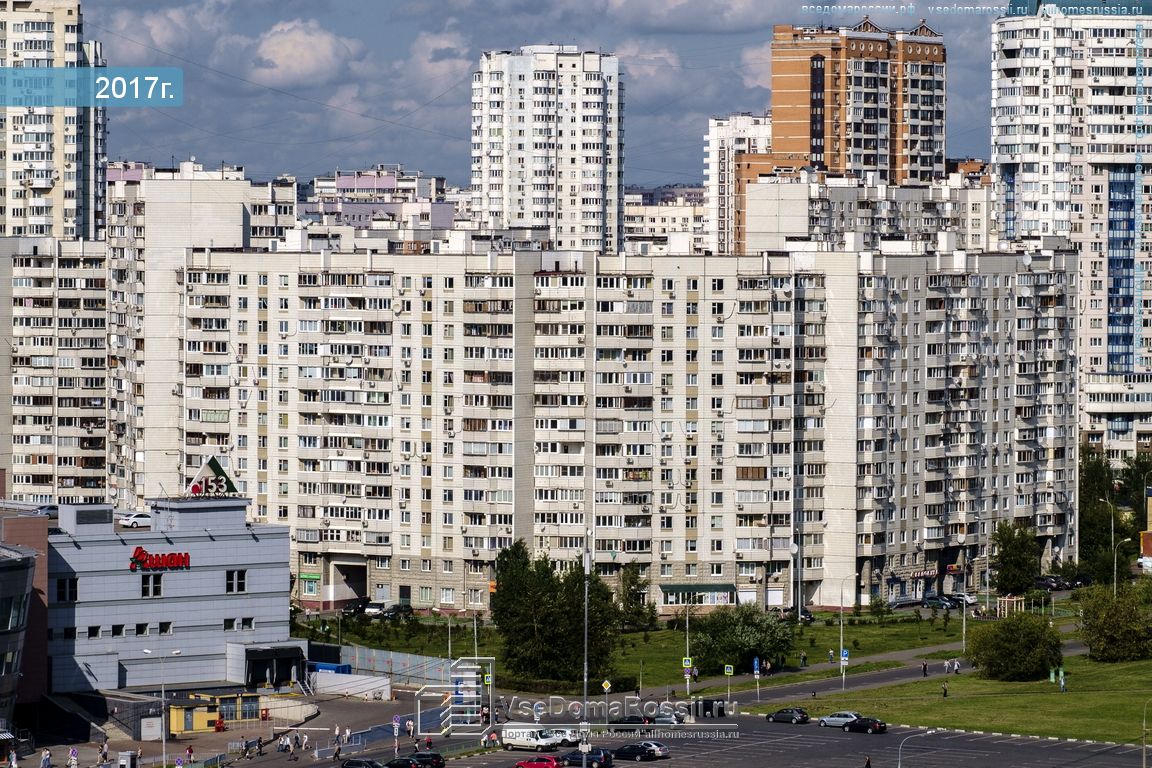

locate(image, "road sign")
(393, 715), (401, 725)
(753, 656), (760, 673)
(602, 679), (612, 692)
(484, 674), (492, 686)
(841, 649), (849, 659)
(754, 672), (761, 679)
(682, 657), (692, 669)
(392, 723), (399, 736)
(684, 671), (692, 679)
(724, 664), (734, 676)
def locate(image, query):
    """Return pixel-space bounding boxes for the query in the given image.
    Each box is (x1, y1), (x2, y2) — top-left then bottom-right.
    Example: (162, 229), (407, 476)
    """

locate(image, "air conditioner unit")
(683, 458), (691, 464)
(322, 518), (331, 527)
(626, 458), (634, 465)
(715, 316), (725, 324)
(606, 481), (614, 487)
(361, 520), (369, 528)
(472, 549), (480, 556)
(736, 552), (744, 559)
(624, 386), (632, 392)
(715, 434), (724, 442)
(660, 553), (668, 560)
(626, 290), (634, 297)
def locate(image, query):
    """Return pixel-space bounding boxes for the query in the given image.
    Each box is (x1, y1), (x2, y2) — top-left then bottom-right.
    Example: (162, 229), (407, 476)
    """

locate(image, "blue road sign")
(393, 715), (401, 725)
(842, 649), (849, 659)
(753, 657), (760, 672)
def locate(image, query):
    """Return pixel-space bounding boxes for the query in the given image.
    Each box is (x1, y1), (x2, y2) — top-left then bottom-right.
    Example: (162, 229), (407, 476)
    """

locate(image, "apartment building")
(310, 165), (445, 203)
(0, 210), (1073, 613)
(704, 113), (772, 255)
(991, 0), (1152, 459)
(470, 45), (624, 253)
(741, 171), (998, 255)
(623, 192), (704, 254)
(0, 0), (106, 239)
(770, 18), (947, 184)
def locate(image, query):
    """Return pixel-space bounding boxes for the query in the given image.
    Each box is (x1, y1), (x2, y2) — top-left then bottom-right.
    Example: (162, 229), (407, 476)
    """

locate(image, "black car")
(340, 597), (371, 616)
(561, 747), (614, 767)
(613, 744), (656, 762)
(342, 760), (384, 768)
(887, 596), (922, 610)
(921, 595), (958, 610)
(381, 603), (415, 620)
(408, 753), (444, 768)
(843, 717), (887, 734)
(608, 715), (650, 731)
(766, 707), (809, 724)
(382, 759), (419, 768)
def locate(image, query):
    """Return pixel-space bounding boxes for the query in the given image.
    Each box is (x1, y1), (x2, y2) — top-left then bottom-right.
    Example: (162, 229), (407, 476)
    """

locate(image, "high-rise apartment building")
(470, 45), (624, 253)
(704, 113), (772, 255)
(770, 18), (947, 184)
(992, 0), (1152, 459)
(0, 0), (106, 239)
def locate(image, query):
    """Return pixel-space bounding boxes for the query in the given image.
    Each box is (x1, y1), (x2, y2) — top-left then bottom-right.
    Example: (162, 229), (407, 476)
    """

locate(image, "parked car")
(514, 757), (562, 768)
(550, 728), (582, 747)
(818, 711), (862, 728)
(381, 759), (419, 768)
(381, 603), (415, 620)
(117, 512), (153, 528)
(635, 742), (669, 759)
(766, 707), (810, 724)
(921, 595), (957, 610)
(946, 592), (977, 606)
(843, 716), (888, 734)
(608, 715), (650, 731)
(560, 747), (613, 767)
(362, 602), (390, 617)
(887, 596), (921, 610)
(32, 505), (58, 518)
(408, 753), (445, 768)
(342, 760), (385, 768)
(1072, 573), (1094, 588)
(612, 744), (657, 762)
(649, 715), (681, 726)
(340, 597), (371, 616)
(1033, 577), (1058, 592)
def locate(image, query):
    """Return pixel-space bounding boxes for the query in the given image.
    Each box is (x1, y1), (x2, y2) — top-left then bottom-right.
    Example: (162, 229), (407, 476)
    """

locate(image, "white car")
(117, 512), (152, 528)
(947, 592), (978, 605)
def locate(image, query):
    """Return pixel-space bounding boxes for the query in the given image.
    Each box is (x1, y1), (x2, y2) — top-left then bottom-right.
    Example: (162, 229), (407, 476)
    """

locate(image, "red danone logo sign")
(129, 546), (191, 571)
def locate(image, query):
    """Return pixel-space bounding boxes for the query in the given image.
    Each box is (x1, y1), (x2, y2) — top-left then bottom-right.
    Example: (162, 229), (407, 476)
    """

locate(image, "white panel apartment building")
(0, 199), (1078, 613)
(704, 113), (772, 256)
(0, 0), (106, 240)
(470, 46), (623, 254)
(992, 0), (1152, 459)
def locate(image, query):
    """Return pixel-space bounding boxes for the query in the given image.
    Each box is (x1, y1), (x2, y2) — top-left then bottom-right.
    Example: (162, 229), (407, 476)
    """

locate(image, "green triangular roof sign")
(187, 456), (238, 496)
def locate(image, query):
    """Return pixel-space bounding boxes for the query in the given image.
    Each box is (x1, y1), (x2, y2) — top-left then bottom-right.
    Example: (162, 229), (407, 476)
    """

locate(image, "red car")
(515, 757), (563, 768)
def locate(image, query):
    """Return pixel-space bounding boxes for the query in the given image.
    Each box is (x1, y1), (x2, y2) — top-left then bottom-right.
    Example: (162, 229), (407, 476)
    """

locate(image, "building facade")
(704, 113), (772, 255)
(991, 0), (1152, 460)
(470, 45), (624, 253)
(0, 542), (34, 733)
(0, 0), (106, 240)
(770, 18), (947, 184)
(45, 499), (301, 692)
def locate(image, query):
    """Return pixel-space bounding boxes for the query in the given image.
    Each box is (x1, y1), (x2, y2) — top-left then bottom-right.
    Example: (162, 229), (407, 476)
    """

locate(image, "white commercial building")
(992, 0), (1152, 459)
(470, 45), (624, 253)
(703, 113), (772, 256)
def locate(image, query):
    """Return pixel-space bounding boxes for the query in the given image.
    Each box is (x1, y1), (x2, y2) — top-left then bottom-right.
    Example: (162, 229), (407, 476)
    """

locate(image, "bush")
(967, 612), (1062, 680)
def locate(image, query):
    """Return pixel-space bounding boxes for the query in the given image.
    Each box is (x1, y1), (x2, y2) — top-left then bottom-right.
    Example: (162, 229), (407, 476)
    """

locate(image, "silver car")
(818, 711), (862, 728)
(637, 741), (670, 758)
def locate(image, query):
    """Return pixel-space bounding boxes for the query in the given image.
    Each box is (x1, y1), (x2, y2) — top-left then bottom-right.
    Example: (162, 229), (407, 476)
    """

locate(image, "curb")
(893, 725), (1125, 747)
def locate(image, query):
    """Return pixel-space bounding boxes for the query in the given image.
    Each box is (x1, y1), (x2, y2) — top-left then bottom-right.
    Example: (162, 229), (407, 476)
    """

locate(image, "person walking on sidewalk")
(922, 661), (928, 677)
(942, 680), (949, 698)
(38, 748), (49, 768)
(331, 744), (341, 763)
(186, 746), (194, 765)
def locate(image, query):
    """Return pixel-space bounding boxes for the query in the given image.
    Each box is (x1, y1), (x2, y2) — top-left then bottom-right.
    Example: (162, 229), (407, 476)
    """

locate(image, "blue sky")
(85, 0), (998, 187)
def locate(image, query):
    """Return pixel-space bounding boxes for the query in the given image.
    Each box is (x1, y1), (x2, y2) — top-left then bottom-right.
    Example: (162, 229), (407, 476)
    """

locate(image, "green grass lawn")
(691, 661), (906, 696)
(747, 655), (1152, 744)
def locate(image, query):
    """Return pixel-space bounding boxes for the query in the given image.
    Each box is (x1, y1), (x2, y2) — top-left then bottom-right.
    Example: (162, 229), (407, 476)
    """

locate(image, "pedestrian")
(293, 732), (301, 750)
(954, 659), (961, 675)
(331, 744), (341, 762)
(942, 680), (949, 698)
(333, 724), (340, 745)
(828, 649), (834, 664)
(185, 746), (194, 764)
(424, 736), (432, 751)
(944, 659), (950, 674)
(405, 719), (414, 739)
(1060, 675), (1067, 693)
(692, 666), (699, 683)
(288, 743), (297, 763)
(9, 748), (17, 768)
(489, 732), (498, 750)
(864, 758), (872, 768)
(922, 661), (928, 677)
(343, 728), (350, 745)
(800, 651), (807, 668)
(39, 748), (49, 768)
(100, 742), (109, 765)
(256, 738), (264, 757)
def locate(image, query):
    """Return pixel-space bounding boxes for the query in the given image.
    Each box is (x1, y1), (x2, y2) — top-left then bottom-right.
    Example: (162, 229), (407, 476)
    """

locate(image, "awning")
(245, 646), (305, 662)
(0, 731), (13, 741)
(659, 584), (737, 594)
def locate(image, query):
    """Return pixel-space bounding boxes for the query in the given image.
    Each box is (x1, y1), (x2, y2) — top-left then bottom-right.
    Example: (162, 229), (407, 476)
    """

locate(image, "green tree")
(868, 594), (892, 625)
(990, 520), (1040, 596)
(1077, 446), (1141, 586)
(618, 561), (656, 631)
(1078, 583), (1152, 662)
(967, 612), (1063, 681)
(690, 604), (793, 675)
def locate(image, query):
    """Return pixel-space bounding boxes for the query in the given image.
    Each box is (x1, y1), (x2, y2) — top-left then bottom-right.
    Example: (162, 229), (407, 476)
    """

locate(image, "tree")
(618, 561), (656, 632)
(967, 612), (1063, 681)
(491, 540), (622, 681)
(990, 520), (1040, 596)
(690, 604), (794, 675)
(868, 594), (893, 625)
(1077, 583), (1152, 662)
(1078, 446), (1141, 586)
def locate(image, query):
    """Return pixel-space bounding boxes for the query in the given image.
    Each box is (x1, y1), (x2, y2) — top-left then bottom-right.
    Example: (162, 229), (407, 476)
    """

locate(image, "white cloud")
(739, 41), (774, 91)
(240, 19), (363, 89)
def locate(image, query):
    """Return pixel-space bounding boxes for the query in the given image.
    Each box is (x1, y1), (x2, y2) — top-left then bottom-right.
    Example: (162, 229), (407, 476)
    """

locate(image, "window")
(111, 625), (125, 637)
(159, 622), (173, 635)
(136, 623), (149, 636)
(141, 574), (163, 598)
(241, 617), (254, 630)
(223, 618), (236, 631)
(226, 570), (247, 594)
(87, 626), (99, 639)
(56, 577), (78, 602)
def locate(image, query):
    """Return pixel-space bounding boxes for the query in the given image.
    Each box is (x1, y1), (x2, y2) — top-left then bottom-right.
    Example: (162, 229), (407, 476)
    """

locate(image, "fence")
(342, 647), (455, 687)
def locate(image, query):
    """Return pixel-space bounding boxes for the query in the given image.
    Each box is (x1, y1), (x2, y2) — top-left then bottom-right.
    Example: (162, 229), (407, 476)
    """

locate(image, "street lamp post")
(581, 529), (590, 768)
(143, 648), (181, 768)
(1115, 537), (1133, 598)
(1141, 696), (1152, 768)
(839, 572), (858, 690)
(897, 729), (936, 768)
(1099, 498), (1119, 592)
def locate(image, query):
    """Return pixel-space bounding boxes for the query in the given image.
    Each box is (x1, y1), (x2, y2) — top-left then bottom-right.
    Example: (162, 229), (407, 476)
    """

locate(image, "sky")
(84, 0), (1001, 188)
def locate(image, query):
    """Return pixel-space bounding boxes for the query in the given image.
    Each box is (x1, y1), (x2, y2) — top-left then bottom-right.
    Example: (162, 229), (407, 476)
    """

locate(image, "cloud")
(739, 41), (774, 91)
(236, 19), (363, 89)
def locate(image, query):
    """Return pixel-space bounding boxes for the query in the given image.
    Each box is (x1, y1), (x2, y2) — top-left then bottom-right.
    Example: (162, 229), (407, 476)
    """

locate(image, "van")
(498, 724), (563, 752)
